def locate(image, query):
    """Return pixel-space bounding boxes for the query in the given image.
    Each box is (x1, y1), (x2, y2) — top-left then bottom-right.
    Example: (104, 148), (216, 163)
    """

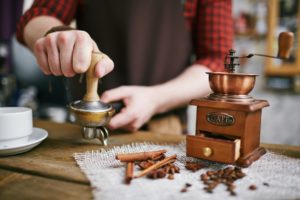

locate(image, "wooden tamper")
(69, 52), (115, 145)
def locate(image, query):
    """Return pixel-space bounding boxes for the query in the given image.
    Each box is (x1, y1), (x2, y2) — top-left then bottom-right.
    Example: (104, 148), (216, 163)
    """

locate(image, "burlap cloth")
(74, 143), (300, 200)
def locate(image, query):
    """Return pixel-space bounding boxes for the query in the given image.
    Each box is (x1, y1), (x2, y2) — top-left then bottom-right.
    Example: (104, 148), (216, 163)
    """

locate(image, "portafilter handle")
(83, 52), (105, 102)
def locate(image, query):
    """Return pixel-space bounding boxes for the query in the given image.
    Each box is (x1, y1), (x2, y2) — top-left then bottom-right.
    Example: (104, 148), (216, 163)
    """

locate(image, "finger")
(72, 31), (93, 73)
(122, 112), (151, 132)
(33, 38), (51, 75)
(57, 32), (76, 77)
(94, 54), (114, 78)
(92, 40), (100, 52)
(108, 108), (137, 130)
(45, 34), (62, 76)
(101, 86), (131, 103)
(122, 121), (141, 132)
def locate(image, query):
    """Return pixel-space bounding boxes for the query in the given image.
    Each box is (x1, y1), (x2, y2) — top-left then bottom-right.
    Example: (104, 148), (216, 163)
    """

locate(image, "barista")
(16, 0), (233, 134)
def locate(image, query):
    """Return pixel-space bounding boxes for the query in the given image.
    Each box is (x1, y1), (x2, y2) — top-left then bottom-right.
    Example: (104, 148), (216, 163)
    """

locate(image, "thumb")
(92, 40), (100, 52)
(101, 86), (131, 103)
(91, 41), (114, 78)
(94, 54), (114, 78)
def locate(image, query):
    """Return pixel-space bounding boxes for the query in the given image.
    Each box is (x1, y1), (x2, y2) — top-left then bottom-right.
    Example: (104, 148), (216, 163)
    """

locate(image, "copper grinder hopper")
(69, 52), (115, 145)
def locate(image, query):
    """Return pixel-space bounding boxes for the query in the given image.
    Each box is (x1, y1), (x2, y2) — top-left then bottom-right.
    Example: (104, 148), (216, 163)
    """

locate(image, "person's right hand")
(33, 30), (114, 78)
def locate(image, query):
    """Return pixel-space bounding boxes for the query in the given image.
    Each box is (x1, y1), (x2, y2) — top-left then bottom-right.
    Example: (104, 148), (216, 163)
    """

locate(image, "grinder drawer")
(186, 135), (241, 164)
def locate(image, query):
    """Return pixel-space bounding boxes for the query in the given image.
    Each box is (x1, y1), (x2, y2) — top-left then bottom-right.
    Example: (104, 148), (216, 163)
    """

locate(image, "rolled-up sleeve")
(184, 0), (233, 72)
(16, 0), (78, 45)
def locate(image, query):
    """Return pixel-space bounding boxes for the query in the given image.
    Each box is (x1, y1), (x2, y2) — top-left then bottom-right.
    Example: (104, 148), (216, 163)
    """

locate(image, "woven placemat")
(74, 142), (300, 200)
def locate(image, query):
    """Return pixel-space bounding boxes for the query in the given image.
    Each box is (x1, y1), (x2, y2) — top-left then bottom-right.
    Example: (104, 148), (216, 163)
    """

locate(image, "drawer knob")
(203, 147), (213, 157)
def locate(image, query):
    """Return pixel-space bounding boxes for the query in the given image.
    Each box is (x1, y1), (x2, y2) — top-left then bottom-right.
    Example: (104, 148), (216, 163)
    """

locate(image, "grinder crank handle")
(278, 31), (294, 59)
(83, 52), (104, 102)
(243, 32), (294, 60)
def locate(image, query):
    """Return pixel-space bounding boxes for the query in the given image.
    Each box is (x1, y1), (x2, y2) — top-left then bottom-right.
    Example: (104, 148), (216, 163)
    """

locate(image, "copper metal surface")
(207, 93), (254, 102)
(207, 72), (257, 96)
(69, 103), (115, 127)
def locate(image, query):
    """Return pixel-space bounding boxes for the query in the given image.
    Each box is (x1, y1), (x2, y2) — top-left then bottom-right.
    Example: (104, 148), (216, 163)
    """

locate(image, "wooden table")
(0, 120), (299, 199)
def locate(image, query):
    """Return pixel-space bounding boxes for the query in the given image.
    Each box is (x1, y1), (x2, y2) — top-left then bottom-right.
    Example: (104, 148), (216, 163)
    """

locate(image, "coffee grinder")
(186, 32), (294, 167)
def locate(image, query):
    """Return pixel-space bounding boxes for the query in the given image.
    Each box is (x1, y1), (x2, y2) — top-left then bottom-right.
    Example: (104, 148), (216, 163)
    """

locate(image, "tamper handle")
(83, 52), (104, 102)
(278, 32), (294, 59)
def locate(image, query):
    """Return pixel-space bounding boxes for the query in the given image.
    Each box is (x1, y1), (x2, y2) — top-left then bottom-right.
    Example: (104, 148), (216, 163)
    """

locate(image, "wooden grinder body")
(186, 98), (269, 167)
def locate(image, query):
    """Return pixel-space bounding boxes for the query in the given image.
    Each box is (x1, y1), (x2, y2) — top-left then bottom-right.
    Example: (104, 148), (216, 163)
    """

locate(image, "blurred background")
(0, 0), (299, 145)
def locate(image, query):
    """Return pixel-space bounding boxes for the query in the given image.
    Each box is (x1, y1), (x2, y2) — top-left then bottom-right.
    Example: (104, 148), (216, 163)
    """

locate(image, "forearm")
(153, 65), (212, 114)
(24, 16), (63, 50)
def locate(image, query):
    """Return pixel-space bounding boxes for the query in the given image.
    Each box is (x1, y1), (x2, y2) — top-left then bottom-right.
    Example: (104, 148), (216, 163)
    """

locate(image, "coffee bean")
(227, 184), (236, 191)
(167, 174), (174, 180)
(210, 175), (219, 181)
(235, 171), (246, 178)
(157, 169), (167, 178)
(165, 165), (171, 174)
(225, 181), (234, 187)
(249, 185), (257, 190)
(185, 162), (204, 172)
(204, 187), (213, 193)
(230, 191), (237, 196)
(217, 169), (224, 177)
(180, 188), (188, 193)
(208, 181), (219, 189)
(200, 174), (209, 181)
(263, 182), (270, 187)
(224, 167), (234, 173)
(185, 183), (192, 187)
(147, 168), (166, 179)
(173, 165), (180, 173)
(206, 170), (214, 176)
(138, 161), (153, 169)
(234, 166), (242, 172)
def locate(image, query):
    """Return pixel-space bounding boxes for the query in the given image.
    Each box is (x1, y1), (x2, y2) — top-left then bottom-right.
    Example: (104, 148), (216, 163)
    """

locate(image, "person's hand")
(33, 30), (114, 77)
(101, 86), (159, 132)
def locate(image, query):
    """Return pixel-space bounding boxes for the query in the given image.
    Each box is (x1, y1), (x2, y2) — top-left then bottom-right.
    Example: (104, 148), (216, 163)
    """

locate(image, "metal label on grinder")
(206, 112), (235, 126)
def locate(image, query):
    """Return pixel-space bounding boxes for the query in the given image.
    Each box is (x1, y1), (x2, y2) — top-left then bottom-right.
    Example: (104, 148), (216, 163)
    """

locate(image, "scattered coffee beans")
(185, 161), (204, 172)
(180, 183), (192, 193)
(142, 163), (179, 180)
(200, 166), (246, 196)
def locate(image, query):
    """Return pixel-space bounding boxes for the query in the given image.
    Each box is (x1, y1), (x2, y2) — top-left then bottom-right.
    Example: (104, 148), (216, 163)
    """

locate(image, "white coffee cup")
(0, 107), (33, 146)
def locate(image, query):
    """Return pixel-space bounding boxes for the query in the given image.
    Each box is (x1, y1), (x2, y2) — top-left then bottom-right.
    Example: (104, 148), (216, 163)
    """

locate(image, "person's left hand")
(101, 86), (159, 132)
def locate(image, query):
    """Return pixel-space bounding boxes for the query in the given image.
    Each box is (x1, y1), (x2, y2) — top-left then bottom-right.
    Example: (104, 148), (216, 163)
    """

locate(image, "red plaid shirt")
(17, 0), (233, 72)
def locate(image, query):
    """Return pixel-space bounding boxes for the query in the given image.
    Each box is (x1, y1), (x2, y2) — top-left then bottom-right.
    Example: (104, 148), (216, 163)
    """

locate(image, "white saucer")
(0, 128), (48, 156)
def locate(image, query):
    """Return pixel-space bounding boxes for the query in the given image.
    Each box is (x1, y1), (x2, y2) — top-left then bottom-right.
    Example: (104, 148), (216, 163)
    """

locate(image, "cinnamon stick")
(134, 154), (177, 178)
(125, 162), (134, 184)
(116, 150), (167, 162)
(152, 153), (166, 161)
